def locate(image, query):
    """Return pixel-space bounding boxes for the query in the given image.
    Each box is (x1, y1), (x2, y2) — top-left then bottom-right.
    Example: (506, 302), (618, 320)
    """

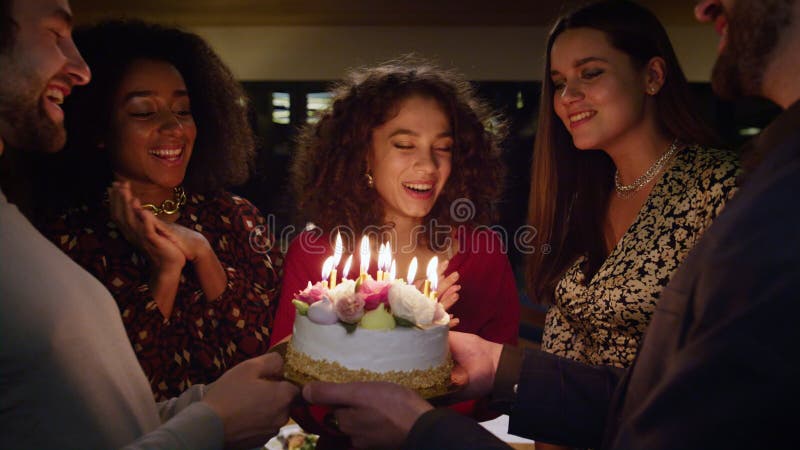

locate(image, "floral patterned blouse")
(542, 145), (741, 368)
(40, 190), (282, 400)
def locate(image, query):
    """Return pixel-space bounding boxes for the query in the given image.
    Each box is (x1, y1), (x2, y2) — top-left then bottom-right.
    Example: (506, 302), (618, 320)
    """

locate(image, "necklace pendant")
(139, 187), (187, 216)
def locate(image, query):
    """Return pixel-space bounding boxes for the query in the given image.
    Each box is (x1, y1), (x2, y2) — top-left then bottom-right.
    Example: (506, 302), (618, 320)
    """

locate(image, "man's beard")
(0, 87), (65, 153)
(0, 44), (66, 154)
(711, 0), (794, 99)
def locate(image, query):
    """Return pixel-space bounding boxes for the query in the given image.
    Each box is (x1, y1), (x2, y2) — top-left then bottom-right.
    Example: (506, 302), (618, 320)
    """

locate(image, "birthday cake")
(285, 276), (452, 391)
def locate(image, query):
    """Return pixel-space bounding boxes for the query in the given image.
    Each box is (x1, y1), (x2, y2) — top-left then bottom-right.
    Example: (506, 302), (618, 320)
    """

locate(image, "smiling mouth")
(44, 88), (65, 105)
(148, 147), (184, 162)
(402, 182), (434, 194)
(569, 110), (596, 124)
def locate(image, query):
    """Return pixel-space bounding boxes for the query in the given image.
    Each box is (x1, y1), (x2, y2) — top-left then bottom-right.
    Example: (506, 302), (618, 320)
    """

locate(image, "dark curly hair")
(291, 56), (507, 249)
(42, 19), (254, 208)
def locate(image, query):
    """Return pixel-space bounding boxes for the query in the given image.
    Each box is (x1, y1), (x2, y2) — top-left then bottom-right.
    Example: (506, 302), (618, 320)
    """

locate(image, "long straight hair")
(527, 0), (720, 303)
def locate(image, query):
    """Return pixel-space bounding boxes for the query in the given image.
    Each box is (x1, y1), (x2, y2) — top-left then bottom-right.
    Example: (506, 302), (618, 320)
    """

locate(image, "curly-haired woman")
(268, 56), (520, 449)
(270, 57), (520, 348)
(35, 20), (281, 401)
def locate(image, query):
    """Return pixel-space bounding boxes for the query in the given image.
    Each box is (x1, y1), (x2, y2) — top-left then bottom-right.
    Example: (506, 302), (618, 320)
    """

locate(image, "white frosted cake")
(285, 277), (452, 390)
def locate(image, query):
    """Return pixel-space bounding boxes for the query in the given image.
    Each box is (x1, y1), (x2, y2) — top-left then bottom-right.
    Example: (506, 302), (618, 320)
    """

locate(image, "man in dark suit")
(302, 0), (800, 448)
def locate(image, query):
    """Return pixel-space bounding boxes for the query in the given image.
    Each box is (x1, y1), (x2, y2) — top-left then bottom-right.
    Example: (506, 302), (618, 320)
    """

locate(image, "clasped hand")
(108, 181), (209, 270)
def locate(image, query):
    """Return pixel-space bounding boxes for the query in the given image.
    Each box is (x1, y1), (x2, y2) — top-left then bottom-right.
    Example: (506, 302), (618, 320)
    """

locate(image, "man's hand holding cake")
(300, 331), (502, 449)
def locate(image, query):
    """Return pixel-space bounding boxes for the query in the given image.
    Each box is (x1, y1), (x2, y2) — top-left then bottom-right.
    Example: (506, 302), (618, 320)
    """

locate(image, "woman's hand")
(136, 197), (228, 301)
(435, 259), (461, 311)
(415, 259), (461, 328)
(108, 181), (184, 316)
(108, 181), (185, 273)
(154, 220), (209, 262)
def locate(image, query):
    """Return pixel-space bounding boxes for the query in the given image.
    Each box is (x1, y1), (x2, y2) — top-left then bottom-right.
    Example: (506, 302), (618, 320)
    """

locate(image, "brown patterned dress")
(41, 190), (282, 400)
(542, 145), (740, 367)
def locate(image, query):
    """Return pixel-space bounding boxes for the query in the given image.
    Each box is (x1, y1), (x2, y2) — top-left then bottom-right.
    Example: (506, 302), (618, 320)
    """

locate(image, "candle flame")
(342, 254), (353, 280)
(426, 256), (439, 292)
(333, 232), (343, 266)
(359, 235), (370, 274)
(389, 260), (397, 281)
(322, 256), (335, 281)
(379, 242), (392, 271)
(407, 256), (418, 284)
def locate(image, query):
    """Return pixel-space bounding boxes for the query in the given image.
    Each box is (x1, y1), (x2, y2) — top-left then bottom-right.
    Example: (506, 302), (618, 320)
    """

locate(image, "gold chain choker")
(141, 187), (187, 216)
(614, 138), (681, 198)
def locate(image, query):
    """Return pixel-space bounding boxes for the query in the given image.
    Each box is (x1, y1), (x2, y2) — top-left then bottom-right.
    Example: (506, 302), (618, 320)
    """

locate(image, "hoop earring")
(365, 172), (374, 188)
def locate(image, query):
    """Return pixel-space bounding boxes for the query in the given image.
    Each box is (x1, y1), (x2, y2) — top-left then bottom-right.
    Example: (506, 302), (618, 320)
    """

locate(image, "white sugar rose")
(388, 282), (436, 325)
(307, 297), (338, 325)
(328, 279), (356, 304)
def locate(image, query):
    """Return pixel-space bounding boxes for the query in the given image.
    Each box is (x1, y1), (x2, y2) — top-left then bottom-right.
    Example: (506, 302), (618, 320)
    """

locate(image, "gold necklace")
(140, 187), (187, 216)
(614, 138), (681, 199)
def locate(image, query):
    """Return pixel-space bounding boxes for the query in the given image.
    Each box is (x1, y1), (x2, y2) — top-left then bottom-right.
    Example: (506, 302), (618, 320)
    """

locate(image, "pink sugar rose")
(295, 281), (328, 305)
(357, 278), (391, 311)
(335, 294), (365, 324)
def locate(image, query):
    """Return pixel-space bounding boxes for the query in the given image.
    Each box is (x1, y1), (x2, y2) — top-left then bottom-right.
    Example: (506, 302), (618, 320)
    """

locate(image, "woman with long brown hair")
(528, 0), (739, 374)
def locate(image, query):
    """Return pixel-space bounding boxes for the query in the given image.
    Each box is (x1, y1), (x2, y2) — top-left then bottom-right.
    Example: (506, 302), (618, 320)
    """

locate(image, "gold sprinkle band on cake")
(286, 342), (452, 390)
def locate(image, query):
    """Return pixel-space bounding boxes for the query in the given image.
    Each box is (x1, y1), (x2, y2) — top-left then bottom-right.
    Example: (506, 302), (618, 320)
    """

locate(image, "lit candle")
(322, 256), (335, 289)
(342, 255), (353, 281)
(430, 267), (439, 301)
(389, 260), (397, 281)
(359, 235), (370, 282)
(379, 242), (393, 281)
(330, 232), (343, 288)
(425, 256), (439, 299)
(385, 242), (393, 281)
(377, 242), (386, 281)
(407, 256), (418, 285)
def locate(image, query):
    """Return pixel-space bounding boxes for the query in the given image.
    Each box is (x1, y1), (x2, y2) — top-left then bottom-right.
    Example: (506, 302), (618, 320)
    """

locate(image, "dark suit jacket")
(405, 100), (800, 450)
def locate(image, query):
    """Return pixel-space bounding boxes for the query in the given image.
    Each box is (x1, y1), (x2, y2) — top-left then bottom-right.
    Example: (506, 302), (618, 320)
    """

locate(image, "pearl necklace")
(614, 139), (681, 198)
(140, 186), (187, 216)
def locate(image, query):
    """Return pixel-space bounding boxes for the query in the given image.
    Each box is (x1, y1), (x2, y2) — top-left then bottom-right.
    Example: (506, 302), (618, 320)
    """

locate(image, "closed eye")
(582, 68), (604, 79)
